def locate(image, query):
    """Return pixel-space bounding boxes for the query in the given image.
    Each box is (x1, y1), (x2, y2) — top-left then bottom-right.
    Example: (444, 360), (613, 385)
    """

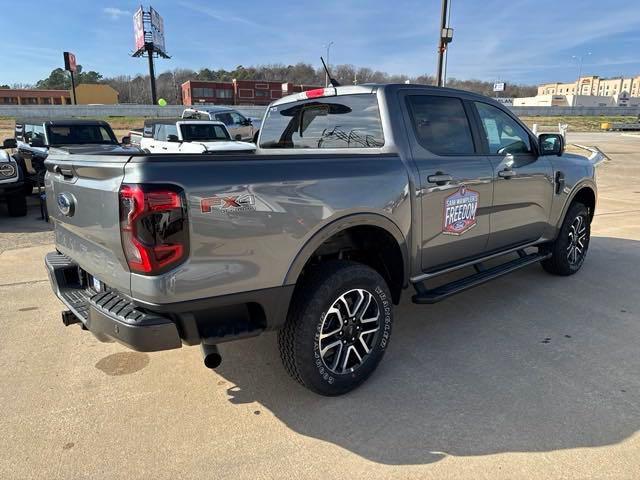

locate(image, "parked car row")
(1, 106), (259, 217)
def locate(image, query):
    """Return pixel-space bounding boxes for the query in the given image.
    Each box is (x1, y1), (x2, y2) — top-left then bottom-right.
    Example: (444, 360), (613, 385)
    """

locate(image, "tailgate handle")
(54, 165), (75, 179)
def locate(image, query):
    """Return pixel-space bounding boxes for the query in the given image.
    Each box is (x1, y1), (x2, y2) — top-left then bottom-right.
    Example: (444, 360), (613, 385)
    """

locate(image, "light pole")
(436, 0), (453, 87)
(571, 52), (591, 107)
(324, 41), (334, 87)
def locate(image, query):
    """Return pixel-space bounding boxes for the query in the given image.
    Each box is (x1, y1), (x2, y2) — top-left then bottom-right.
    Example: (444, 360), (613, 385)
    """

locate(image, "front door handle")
(498, 168), (517, 179)
(427, 172), (453, 186)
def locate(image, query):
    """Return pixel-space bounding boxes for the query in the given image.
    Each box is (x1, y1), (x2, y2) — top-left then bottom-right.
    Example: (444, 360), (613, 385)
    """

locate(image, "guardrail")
(0, 104), (267, 119)
(509, 106), (640, 116)
(2, 104), (640, 119)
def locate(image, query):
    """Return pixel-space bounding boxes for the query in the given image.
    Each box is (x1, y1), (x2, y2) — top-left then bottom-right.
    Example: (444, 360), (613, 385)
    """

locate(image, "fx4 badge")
(443, 185), (478, 235)
(200, 193), (256, 213)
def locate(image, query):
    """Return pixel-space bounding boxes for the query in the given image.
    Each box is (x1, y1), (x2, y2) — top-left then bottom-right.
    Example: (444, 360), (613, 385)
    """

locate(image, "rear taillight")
(119, 184), (188, 275)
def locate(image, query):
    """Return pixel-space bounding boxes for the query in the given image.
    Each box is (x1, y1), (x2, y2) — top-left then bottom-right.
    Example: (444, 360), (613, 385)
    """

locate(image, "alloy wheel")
(567, 214), (588, 265)
(318, 288), (381, 375)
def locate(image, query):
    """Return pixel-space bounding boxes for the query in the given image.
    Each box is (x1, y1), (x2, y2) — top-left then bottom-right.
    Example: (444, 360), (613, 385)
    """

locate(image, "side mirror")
(234, 134), (243, 141)
(167, 134), (180, 143)
(121, 136), (131, 145)
(30, 137), (46, 148)
(2, 138), (17, 149)
(242, 118), (253, 126)
(538, 133), (564, 157)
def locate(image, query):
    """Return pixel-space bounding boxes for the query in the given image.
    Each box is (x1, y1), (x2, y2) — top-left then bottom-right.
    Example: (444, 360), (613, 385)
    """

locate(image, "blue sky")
(1, 0), (639, 86)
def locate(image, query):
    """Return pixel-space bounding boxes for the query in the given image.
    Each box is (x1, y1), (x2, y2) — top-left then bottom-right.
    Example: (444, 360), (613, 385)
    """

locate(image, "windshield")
(259, 93), (384, 149)
(180, 123), (230, 141)
(46, 125), (117, 145)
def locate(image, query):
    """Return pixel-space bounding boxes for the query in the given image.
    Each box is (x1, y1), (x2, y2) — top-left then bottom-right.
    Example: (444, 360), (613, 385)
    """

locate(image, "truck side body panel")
(123, 154), (411, 304)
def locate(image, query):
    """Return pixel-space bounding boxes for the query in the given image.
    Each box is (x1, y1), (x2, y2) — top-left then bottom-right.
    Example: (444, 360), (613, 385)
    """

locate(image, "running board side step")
(412, 251), (551, 304)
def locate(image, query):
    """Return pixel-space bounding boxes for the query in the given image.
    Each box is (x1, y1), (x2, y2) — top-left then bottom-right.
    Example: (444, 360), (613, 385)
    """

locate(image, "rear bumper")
(45, 251), (182, 352)
(45, 251), (295, 351)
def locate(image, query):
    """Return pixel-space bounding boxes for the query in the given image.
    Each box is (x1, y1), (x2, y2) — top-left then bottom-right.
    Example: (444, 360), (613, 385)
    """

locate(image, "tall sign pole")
(147, 44), (157, 105)
(63, 51), (78, 105)
(132, 6), (169, 105)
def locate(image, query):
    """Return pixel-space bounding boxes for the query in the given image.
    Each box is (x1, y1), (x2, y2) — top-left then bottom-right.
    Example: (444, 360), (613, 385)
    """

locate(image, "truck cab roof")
(271, 83), (498, 107)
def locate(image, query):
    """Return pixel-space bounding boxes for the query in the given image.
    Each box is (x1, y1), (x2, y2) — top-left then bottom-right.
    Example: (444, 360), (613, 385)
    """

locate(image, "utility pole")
(436, 0), (453, 87)
(325, 41), (334, 87)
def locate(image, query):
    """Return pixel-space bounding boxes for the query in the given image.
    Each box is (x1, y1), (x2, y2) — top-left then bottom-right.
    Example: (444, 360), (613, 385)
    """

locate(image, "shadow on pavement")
(213, 236), (640, 465)
(0, 196), (51, 232)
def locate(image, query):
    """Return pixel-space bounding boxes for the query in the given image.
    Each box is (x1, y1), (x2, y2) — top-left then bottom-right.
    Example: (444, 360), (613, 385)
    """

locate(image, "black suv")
(14, 119), (133, 193)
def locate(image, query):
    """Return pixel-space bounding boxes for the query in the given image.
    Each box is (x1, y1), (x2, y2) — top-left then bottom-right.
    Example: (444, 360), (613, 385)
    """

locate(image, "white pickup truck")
(139, 119), (256, 154)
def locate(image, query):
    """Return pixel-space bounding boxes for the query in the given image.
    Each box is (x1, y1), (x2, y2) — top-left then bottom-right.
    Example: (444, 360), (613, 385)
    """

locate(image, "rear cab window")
(46, 124), (116, 145)
(259, 94), (384, 149)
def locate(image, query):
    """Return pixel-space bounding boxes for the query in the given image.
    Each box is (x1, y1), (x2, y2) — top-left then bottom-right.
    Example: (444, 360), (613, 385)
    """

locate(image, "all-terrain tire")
(7, 194), (27, 217)
(278, 260), (394, 396)
(541, 202), (590, 275)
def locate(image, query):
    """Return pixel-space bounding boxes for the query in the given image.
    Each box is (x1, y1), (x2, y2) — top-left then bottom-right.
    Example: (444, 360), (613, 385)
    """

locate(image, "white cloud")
(103, 7), (131, 20)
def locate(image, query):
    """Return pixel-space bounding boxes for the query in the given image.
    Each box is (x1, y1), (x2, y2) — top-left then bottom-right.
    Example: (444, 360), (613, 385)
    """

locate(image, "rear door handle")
(498, 169), (517, 179)
(427, 173), (453, 186)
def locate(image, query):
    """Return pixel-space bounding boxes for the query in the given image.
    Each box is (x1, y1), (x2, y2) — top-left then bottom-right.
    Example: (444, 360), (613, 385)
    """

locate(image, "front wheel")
(7, 194), (27, 217)
(541, 202), (591, 275)
(278, 260), (394, 396)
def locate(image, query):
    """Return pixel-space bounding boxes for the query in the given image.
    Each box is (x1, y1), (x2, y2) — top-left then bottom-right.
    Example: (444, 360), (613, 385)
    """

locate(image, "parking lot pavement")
(1, 132), (639, 479)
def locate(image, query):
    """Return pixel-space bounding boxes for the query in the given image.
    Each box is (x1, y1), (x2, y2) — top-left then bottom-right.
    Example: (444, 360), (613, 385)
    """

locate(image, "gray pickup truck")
(45, 84), (597, 395)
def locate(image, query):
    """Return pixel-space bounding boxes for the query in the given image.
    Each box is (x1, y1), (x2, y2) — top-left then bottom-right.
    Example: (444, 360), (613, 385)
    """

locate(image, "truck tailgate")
(45, 154), (132, 296)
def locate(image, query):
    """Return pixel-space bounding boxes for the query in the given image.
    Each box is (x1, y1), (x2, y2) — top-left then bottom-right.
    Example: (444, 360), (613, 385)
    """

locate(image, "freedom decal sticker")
(443, 185), (479, 235)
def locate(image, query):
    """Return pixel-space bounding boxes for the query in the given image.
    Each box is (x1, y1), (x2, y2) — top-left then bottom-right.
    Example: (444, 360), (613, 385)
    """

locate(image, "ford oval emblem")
(57, 192), (75, 217)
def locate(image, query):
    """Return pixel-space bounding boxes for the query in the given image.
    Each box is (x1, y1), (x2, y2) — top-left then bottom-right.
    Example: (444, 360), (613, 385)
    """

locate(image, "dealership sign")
(133, 7), (145, 51)
(63, 52), (77, 73)
(149, 7), (166, 55)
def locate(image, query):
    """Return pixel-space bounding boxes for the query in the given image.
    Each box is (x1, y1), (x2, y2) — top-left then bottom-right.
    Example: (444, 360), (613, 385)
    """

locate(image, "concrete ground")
(1, 132), (639, 479)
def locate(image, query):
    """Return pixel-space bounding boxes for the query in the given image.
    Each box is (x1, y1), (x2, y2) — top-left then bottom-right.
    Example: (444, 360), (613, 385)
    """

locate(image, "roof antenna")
(320, 57), (340, 87)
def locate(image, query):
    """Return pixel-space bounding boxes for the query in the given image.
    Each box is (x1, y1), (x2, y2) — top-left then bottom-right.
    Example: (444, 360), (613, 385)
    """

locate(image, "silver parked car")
(181, 106), (260, 142)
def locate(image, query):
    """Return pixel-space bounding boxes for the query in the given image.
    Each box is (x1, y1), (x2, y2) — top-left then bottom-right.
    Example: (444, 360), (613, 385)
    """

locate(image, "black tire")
(6, 194), (27, 217)
(541, 202), (590, 275)
(278, 260), (394, 396)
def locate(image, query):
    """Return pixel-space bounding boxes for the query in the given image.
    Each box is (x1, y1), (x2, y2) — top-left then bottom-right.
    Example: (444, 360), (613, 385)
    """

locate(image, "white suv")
(140, 120), (256, 154)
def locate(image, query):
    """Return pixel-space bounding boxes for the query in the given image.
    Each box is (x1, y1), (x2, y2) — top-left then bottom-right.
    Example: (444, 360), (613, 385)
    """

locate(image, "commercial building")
(0, 88), (71, 105)
(0, 84), (119, 106)
(72, 84), (119, 104)
(538, 75), (640, 97)
(513, 93), (640, 107)
(182, 79), (322, 106)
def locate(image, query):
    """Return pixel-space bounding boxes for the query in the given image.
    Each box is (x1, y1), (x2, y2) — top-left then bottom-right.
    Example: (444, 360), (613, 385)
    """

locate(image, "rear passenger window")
(259, 94), (384, 149)
(406, 96), (475, 155)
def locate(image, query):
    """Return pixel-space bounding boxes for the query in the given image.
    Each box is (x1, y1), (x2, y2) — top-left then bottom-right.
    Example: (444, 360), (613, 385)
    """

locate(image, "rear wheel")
(278, 260), (394, 396)
(541, 202), (590, 275)
(7, 194), (27, 217)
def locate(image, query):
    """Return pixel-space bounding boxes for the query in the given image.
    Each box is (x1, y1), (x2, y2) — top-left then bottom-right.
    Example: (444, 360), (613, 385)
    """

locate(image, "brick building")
(0, 88), (71, 105)
(182, 79), (322, 106)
